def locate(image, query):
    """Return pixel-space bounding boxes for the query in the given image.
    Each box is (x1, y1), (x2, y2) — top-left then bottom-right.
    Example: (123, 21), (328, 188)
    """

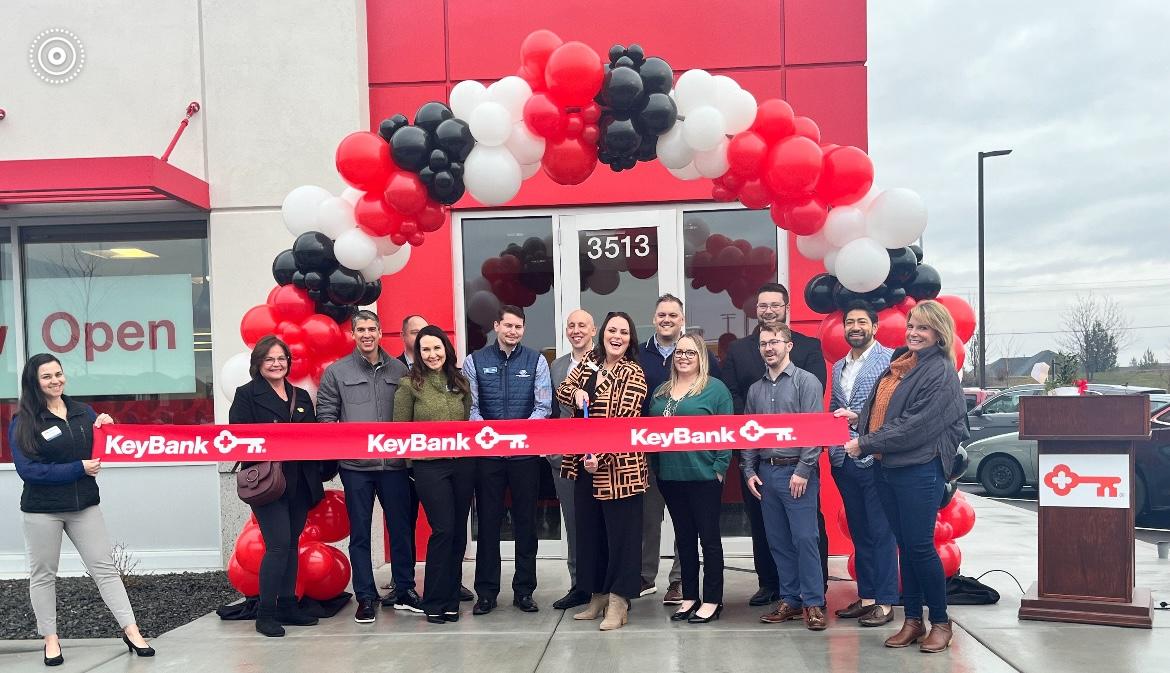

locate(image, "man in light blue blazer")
(828, 302), (899, 626)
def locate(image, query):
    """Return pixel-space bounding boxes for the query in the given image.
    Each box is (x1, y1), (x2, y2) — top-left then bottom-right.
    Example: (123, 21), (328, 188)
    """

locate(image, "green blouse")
(393, 370), (471, 461)
(647, 378), (734, 481)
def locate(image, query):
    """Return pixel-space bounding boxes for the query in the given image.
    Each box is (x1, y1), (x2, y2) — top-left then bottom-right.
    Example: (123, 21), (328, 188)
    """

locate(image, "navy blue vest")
(472, 342), (539, 420)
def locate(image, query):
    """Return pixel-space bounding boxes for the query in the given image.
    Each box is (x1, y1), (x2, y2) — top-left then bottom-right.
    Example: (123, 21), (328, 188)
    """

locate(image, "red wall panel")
(367, 0), (447, 84)
(783, 0), (868, 66)
(784, 65), (869, 148)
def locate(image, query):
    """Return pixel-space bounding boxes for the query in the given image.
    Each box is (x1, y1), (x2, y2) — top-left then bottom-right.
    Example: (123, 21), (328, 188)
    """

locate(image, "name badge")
(296, 407), (305, 413)
(41, 426), (63, 441)
(516, 370), (531, 378)
(482, 366), (498, 374)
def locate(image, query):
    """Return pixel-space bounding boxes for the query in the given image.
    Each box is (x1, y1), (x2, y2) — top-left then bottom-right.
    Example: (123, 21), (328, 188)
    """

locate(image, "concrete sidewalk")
(1, 494), (1166, 673)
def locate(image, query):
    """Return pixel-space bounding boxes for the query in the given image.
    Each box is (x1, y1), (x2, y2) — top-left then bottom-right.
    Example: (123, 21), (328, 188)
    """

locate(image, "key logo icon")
(213, 430), (267, 454)
(1043, 464), (1121, 497)
(739, 419), (796, 443)
(475, 426), (529, 450)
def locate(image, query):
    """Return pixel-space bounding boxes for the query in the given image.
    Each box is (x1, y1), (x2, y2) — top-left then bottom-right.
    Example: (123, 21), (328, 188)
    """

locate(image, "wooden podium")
(1017, 395), (1153, 628)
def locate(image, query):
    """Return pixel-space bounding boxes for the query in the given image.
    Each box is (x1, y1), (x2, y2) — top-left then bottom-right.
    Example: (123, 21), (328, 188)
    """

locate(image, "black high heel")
(670, 602), (699, 621)
(688, 603), (724, 624)
(44, 644), (64, 667)
(122, 635), (155, 657)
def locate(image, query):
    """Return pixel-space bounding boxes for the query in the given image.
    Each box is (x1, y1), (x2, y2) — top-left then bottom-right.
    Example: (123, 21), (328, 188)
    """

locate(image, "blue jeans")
(832, 460), (899, 605)
(875, 458), (948, 623)
(760, 463), (824, 608)
(339, 468), (416, 601)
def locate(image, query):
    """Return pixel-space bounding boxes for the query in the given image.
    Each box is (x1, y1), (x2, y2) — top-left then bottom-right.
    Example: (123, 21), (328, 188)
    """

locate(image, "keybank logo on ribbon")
(631, 420), (799, 448)
(104, 434), (211, 459)
(368, 433), (474, 456)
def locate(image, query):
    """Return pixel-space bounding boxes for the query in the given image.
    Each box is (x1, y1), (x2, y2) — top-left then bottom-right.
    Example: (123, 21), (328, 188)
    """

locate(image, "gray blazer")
(317, 349), (410, 471)
(547, 353), (578, 469)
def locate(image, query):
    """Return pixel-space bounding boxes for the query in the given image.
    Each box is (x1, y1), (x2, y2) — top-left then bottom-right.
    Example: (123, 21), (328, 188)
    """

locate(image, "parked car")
(962, 394), (1170, 512)
(966, 383), (1166, 444)
(963, 387), (997, 412)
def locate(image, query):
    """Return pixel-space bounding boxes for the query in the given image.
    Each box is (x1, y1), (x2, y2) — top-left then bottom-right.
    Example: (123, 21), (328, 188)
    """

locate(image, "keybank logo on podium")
(1039, 454), (1129, 509)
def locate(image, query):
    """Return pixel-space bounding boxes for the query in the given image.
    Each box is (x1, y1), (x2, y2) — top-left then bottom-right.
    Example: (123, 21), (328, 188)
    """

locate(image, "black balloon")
(625, 44), (645, 65)
(909, 244), (924, 264)
(414, 102), (453, 135)
(608, 44), (625, 62)
(378, 114), (409, 142)
(431, 176), (464, 204)
(637, 93), (677, 135)
(291, 271), (307, 290)
(949, 445), (969, 481)
(939, 480), (958, 509)
(306, 289), (323, 302)
(905, 263), (942, 300)
(859, 285), (891, 312)
(449, 161), (464, 178)
(639, 57), (673, 95)
(804, 273), (838, 314)
(604, 66), (644, 112)
(885, 247), (918, 288)
(635, 135), (657, 162)
(832, 283), (865, 311)
(602, 118), (640, 155)
(390, 126), (432, 172)
(428, 149), (449, 172)
(418, 167), (436, 185)
(325, 267), (365, 305)
(884, 286), (908, 306)
(358, 280), (382, 306)
(615, 55), (634, 68)
(292, 232), (337, 274)
(434, 118), (475, 163)
(316, 302), (358, 324)
(272, 249), (297, 286)
(303, 270), (326, 291)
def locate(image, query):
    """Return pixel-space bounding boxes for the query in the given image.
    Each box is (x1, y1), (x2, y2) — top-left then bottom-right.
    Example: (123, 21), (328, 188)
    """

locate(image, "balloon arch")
(220, 30), (978, 598)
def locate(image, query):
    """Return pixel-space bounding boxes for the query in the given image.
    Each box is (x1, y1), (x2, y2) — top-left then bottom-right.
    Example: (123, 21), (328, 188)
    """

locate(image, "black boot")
(276, 597), (319, 626)
(255, 604), (286, 637)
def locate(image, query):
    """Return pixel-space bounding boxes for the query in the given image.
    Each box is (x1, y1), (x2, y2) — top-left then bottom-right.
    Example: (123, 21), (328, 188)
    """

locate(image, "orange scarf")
(867, 351), (918, 435)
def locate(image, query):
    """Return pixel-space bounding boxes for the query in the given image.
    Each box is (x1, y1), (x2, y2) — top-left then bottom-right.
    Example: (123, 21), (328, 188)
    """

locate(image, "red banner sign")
(92, 414), (848, 463)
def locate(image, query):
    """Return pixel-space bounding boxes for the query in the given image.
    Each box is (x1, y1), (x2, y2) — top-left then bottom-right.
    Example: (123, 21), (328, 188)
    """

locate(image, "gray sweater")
(316, 348), (410, 471)
(740, 362), (825, 480)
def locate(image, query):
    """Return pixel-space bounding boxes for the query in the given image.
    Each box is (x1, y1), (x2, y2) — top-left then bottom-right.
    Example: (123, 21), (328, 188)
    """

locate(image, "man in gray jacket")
(316, 310), (415, 624)
(742, 323), (828, 632)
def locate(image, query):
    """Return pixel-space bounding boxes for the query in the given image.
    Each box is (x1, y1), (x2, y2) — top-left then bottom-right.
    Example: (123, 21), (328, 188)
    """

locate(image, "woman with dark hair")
(555, 311), (649, 631)
(11, 353), (154, 666)
(228, 335), (323, 638)
(393, 325), (474, 624)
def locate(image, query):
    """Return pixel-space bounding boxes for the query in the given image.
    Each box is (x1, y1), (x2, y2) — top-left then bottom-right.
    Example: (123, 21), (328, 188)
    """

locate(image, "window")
(982, 393), (1022, 415)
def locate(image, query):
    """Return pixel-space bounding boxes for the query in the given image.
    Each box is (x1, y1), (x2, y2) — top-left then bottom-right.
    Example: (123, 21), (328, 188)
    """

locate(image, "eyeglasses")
(756, 302), (788, 311)
(674, 349), (699, 360)
(263, 356), (289, 365)
(759, 339), (790, 348)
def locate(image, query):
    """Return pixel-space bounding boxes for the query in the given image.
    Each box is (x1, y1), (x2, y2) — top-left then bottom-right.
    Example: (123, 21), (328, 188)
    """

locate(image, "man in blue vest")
(462, 305), (552, 616)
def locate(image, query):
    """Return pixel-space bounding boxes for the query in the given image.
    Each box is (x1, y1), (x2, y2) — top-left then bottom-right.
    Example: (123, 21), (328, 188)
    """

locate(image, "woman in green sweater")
(648, 333), (733, 624)
(393, 325), (473, 624)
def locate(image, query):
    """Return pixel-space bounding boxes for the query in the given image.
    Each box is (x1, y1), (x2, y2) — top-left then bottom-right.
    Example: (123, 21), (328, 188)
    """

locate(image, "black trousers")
(251, 487), (312, 610)
(740, 465), (829, 591)
(413, 459), (475, 615)
(473, 458), (541, 600)
(574, 472), (643, 599)
(659, 478), (725, 604)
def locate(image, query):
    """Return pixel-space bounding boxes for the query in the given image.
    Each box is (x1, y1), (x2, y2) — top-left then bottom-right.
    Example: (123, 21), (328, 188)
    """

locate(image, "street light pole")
(978, 149), (1012, 389)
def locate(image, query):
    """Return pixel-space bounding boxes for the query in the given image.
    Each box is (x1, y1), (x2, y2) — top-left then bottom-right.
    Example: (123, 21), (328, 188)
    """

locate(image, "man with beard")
(829, 302), (898, 626)
(721, 283), (829, 607)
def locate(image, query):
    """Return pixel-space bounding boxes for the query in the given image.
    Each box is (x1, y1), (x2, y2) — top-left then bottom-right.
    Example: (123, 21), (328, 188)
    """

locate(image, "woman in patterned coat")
(555, 311), (648, 631)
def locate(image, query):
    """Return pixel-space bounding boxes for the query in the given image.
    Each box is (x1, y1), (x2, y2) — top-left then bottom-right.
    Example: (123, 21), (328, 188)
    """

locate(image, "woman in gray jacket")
(845, 300), (968, 654)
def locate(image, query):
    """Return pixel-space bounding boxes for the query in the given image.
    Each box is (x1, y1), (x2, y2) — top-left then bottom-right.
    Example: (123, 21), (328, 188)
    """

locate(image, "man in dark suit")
(721, 282), (829, 607)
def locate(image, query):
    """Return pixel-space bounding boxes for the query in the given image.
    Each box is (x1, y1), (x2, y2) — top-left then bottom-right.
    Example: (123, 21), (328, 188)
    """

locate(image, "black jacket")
(11, 397), (99, 514)
(721, 325), (827, 414)
(228, 377), (329, 506)
(856, 345), (969, 475)
(638, 337), (722, 414)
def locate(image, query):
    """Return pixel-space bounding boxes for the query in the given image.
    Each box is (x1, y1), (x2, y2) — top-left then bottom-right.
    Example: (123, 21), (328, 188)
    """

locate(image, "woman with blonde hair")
(844, 299), (969, 653)
(647, 333), (733, 624)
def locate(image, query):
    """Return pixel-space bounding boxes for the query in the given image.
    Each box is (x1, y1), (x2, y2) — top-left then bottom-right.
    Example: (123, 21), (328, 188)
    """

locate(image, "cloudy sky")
(867, 0), (1170, 367)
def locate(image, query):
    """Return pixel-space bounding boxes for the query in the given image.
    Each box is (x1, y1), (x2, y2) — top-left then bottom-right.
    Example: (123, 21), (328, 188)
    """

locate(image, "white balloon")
(333, 228), (379, 271)
(464, 145), (522, 205)
(520, 162), (541, 179)
(218, 352), (252, 399)
(722, 89), (758, 135)
(383, 243), (412, 275)
(854, 184), (883, 211)
(656, 124), (695, 169)
(823, 206), (867, 248)
(681, 106), (726, 152)
(835, 237), (891, 293)
(487, 76), (533, 123)
(865, 188), (928, 248)
(450, 80), (489, 121)
(468, 290), (501, 328)
(694, 139), (730, 178)
(340, 187), (364, 206)
(667, 162), (702, 180)
(823, 248), (840, 275)
(373, 236), (400, 257)
(675, 69), (716, 114)
(359, 255), (385, 281)
(505, 121), (546, 165)
(469, 102), (513, 146)
(796, 230), (833, 260)
(281, 185), (332, 236)
(316, 196), (357, 240)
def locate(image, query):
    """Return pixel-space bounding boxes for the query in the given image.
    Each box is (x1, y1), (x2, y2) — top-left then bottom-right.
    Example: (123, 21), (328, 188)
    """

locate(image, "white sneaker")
(638, 582), (657, 597)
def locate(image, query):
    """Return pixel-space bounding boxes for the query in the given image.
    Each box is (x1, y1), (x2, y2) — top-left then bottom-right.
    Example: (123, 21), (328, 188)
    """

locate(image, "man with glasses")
(742, 323), (827, 631)
(637, 294), (722, 603)
(721, 282), (828, 608)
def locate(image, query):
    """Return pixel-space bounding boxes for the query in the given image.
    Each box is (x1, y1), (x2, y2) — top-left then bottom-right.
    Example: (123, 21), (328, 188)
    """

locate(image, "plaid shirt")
(829, 343), (893, 467)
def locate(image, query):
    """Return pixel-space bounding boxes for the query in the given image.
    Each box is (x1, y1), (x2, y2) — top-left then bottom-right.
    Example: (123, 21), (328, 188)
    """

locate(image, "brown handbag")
(234, 386), (295, 506)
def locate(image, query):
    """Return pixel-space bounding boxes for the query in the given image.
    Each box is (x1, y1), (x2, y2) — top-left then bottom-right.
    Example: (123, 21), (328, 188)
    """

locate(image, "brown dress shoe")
(858, 604), (894, 627)
(834, 599), (868, 618)
(920, 620), (953, 653)
(804, 606), (827, 631)
(760, 602), (803, 624)
(884, 619), (926, 648)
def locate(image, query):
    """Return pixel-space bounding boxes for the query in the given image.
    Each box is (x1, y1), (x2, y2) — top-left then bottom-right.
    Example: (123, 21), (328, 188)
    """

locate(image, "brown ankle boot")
(920, 620), (953, 653)
(573, 593), (608, 621)
(599, 594), (629, 631)
(884, 618), (926, 648)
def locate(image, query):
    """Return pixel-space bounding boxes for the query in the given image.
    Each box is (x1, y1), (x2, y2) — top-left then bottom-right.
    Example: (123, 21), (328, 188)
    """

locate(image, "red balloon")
(288, 342), (315, 380)
(384, 172), (428, 216)
(817, 310), (844, 341)
(875, 308), (908, 349)
(564, 116), (584, 139)
(712, 185), (736, 202)
(704, 233), (732, 255)
(935, 295), (977, 343)
(936, 540), (962, 578)
(544, 42), (604, 108)
(418, 202), (446, 232)
(234, 525), (267, 574)
(836, 506), (852, 541)
(240, 304), (279, 348)
(297, 541), (334, 587)
(299, 524), (323, 543)
(819, 312), (850, 364)
(727, 131), (769, 178)
(542, 137), (597, 185)
(581, 124), (600, 145)
(751, 99), (796, 143)
(793, 116), (821, 143)
(847, 552), (857, 581)
(390, 233), (408, 247)
(227, 555), (260, 597)
(894, 297), (917, 315)
(304, 546), (352, 601)
(408, 232), (426, 247)
(523, 93), (568, 140)
(764, 136), (823, 198)
(308, 489), (350, 543)
(939, 495), (976, 538)
(272, 285), (314, 323)
(354, 193), (402, 237)
(737, 179), (772, 209)
(517, 65), (544, 93)
(581, 103), (602, 124)
(770, 196), (827, 236)
(953, 339), (966, 371)
(399, 219), (419, 238)
(722, 172), (746, 192)
(301, 314), (344, 354)
(266, 286), (282, 305)
(277, 321), (306, 348)
(519, 29), (563, 78)
(934, 519), (954, 544)
(335, 131), (392, 192)
(816, 146), (874, 207)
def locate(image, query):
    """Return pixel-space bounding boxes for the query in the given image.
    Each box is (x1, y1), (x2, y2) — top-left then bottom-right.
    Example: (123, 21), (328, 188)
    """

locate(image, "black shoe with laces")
(393, 588), (424, 613)
(472, 597), (496, 615)
(513, 595), (539, 612)
(459, 584), (474, 602)
(354, 598), (377, 624)
(748, 587), (779, 607)
(552, 589), (591, 610)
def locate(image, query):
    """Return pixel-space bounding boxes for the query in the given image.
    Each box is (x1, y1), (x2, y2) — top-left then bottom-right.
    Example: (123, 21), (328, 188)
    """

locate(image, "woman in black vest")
(12, 353), (154, 666)
(228, 335), (324, 637)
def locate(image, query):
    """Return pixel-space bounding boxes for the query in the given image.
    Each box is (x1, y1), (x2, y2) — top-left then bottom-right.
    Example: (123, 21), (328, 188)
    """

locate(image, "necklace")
(662, 380), (697, 417)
